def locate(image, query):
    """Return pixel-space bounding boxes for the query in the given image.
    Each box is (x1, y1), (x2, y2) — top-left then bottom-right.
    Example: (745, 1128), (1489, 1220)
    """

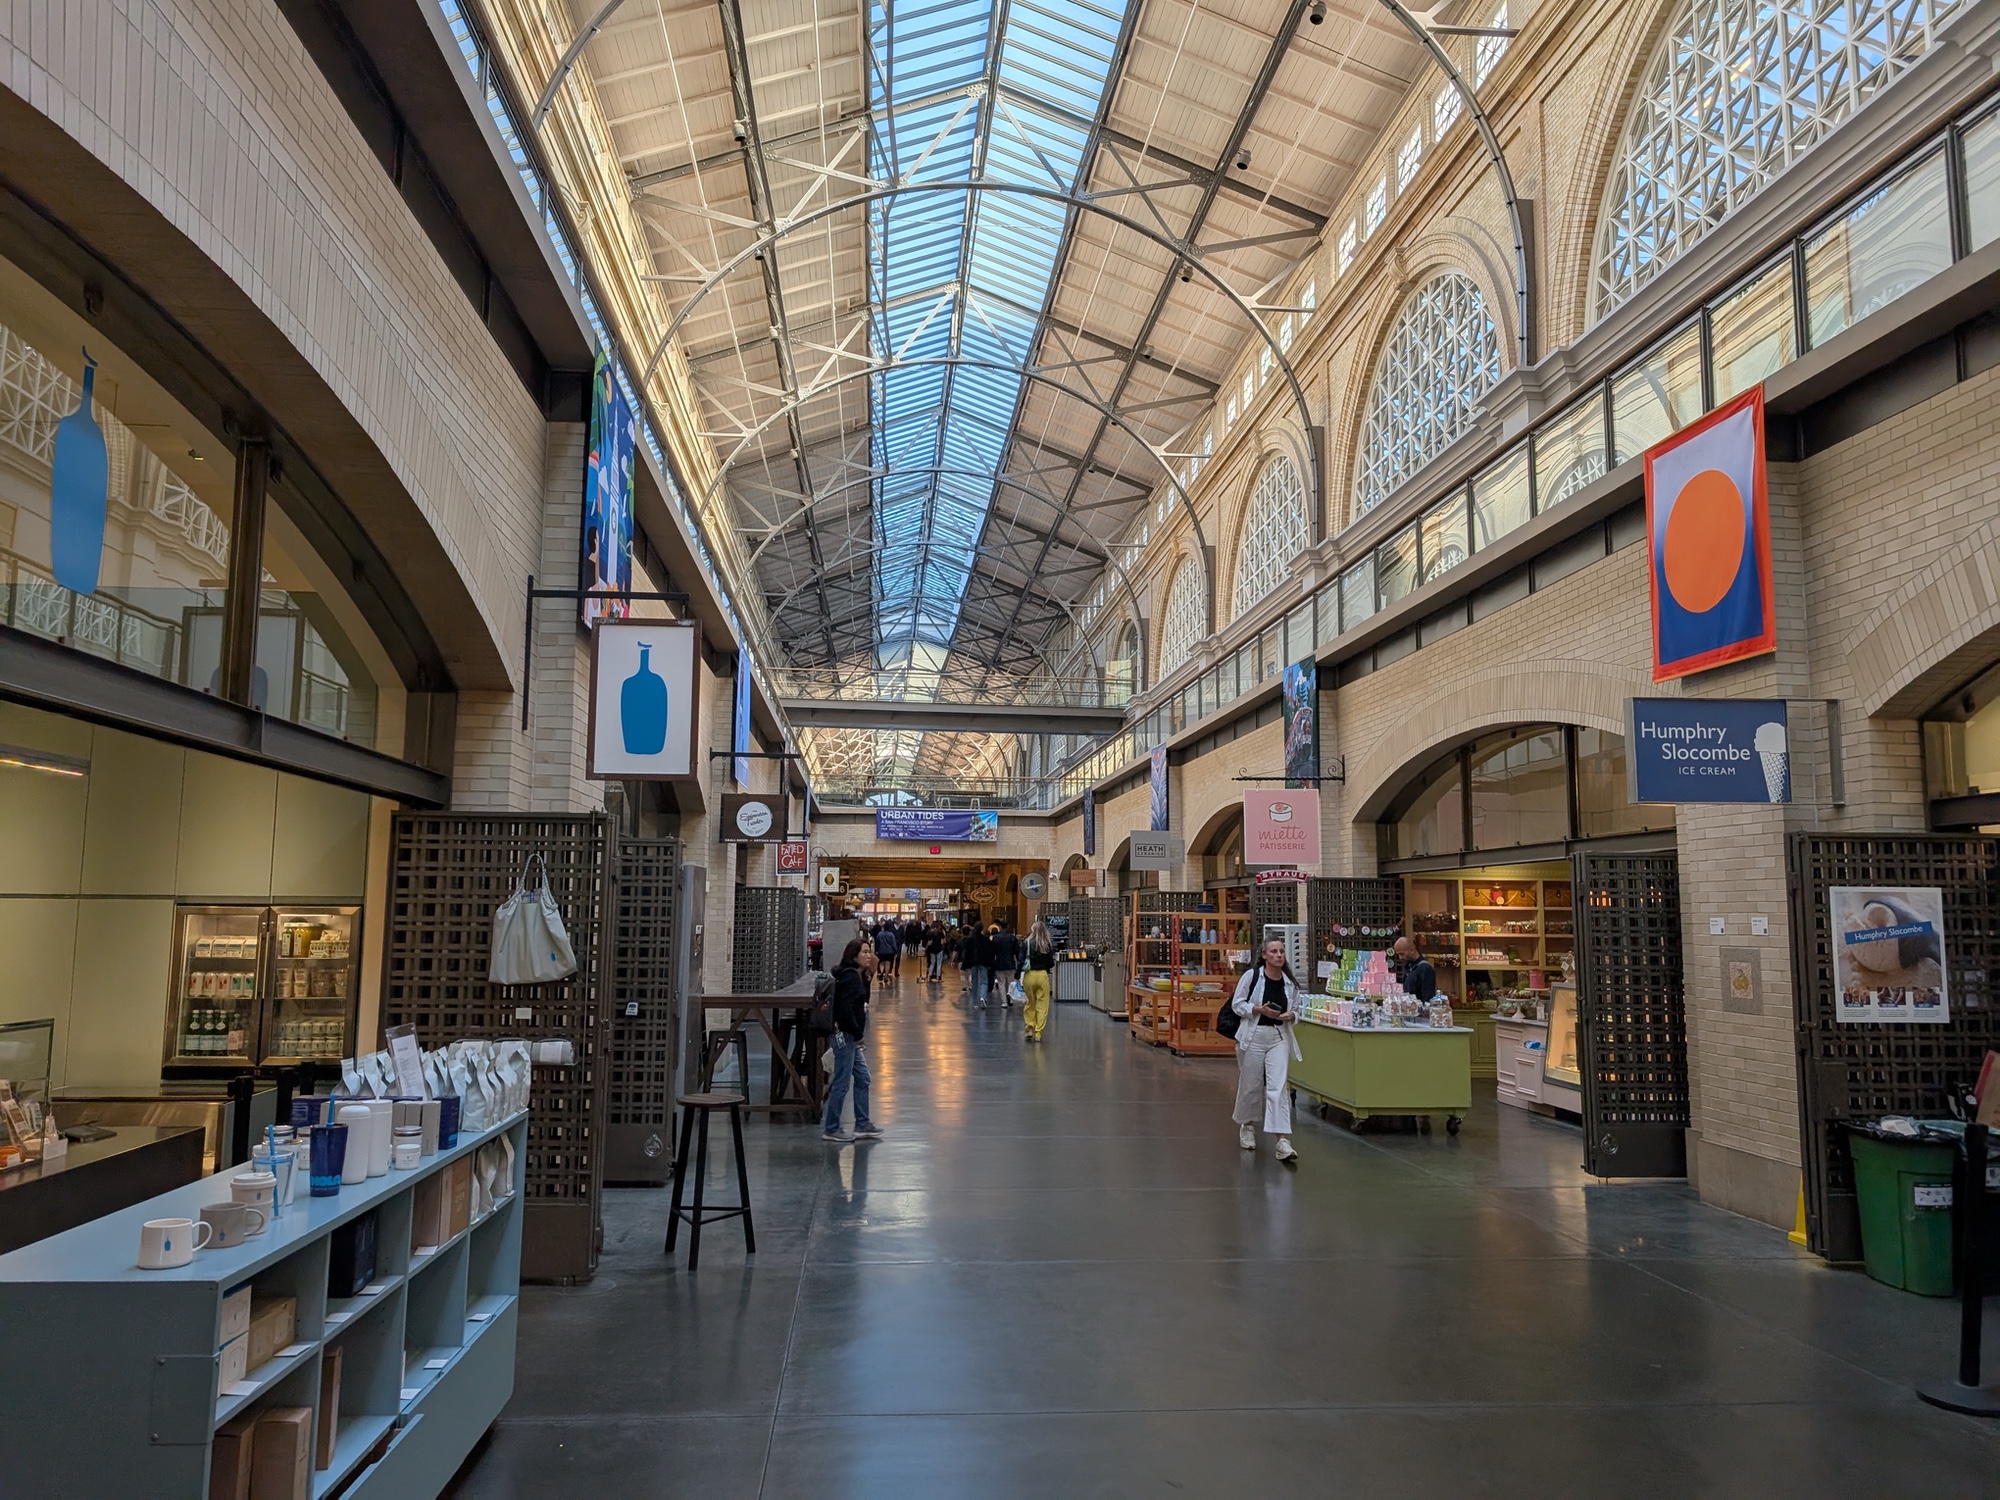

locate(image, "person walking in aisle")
(1230, 936), (1302, 1163)
(904, 917), (924, 977)
(924, 922), (946, 983)
(1022, 918), (1057, 1042)
(963, 922), (993, 1007)
(990, 924), (1020, 1009)
(873, 922), (901, 989)
(823, 939), (883, 1144)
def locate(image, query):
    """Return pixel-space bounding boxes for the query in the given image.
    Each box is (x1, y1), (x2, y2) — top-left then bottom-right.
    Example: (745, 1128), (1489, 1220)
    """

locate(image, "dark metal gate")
(1306, 878), (1404, 969)
(1787, 833), (2000, 1260)
(606, 838), (681, 1186)
(1572, 851), (1688, 1178)
(382, 813), (614, 1283)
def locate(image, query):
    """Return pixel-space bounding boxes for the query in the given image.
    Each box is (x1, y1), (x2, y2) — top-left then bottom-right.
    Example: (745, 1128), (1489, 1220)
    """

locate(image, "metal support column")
(219, 436), (271, 706)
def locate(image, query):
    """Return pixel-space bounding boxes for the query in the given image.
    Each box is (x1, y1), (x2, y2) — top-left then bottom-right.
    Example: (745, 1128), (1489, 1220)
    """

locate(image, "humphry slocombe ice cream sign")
(1627, 698), (1790, 804)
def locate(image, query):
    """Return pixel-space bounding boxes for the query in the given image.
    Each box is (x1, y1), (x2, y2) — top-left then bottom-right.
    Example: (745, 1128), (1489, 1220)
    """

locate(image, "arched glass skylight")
(1233, 455), (1308, 618)
(1354, 273), (1500, 514)
(1158, 559), (1205, 675)
(1593, 0), (1964, 317)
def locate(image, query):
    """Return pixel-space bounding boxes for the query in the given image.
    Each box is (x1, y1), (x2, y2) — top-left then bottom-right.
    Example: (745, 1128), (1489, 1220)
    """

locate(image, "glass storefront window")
(1468, 728), (1568, 850)
(1390, 752), (1464, 859)
(1534, 393), (1607, 507)
(1377, 525), (1418, 608)
(1804, 149), (1952, 349)
(1575, 727), (1672, 837)
(1963, 106), (2000, 251)
(1420, 492), (1469, 582)
(1341, 557), (1375, 630)
(1471, 446), (1531, 551)
(1709, 257), (1796, 403)
(1611, 322), (1702, 463)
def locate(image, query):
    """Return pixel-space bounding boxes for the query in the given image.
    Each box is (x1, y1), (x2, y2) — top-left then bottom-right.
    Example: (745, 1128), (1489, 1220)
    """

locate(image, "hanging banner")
(1129, 832), (1183, 872)
(1149, 745), (1170, 831)
(587, 619), (700, 780)
(1627, 698), (1789, 803)
(1082, 787), (1096, 857)
(721, 792), (785, 842)
(1067, 867), (1099, 888)
(1830, 886), (1949, 1023)
(1646, 385), (1774, 680)
(777, 841), (809, 874)
(875, 808), (998, 843)
(581, 351), (636, 628)
(817, 866), (842, 893)
(1282, 657), (1319, 788)
(1244, 788), (1321, 868)
(732, 651), (753, 786)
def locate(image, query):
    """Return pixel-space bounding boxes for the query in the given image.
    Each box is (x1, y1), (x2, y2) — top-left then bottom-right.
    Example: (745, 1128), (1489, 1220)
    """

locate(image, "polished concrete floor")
(446, 971), (2000, 1497)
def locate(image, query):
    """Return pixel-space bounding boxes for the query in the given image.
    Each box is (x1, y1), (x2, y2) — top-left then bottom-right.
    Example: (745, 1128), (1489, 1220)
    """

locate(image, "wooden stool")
(665, 1092), (755, 1270)
(701, 1028), (750, 1091)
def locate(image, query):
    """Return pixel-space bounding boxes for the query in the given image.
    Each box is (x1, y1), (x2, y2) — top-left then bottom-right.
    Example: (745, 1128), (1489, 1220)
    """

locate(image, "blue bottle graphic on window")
(50, 351), (109, 596)
(621, 643), (668, 756)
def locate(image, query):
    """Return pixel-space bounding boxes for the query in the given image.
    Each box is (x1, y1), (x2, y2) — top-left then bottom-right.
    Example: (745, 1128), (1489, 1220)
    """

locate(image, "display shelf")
(0, 1111), (527, 1498)
(1126, 911), (1239, 1056)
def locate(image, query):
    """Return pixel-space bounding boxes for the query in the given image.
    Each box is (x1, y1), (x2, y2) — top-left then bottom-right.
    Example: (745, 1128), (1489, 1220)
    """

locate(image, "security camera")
(1308, 1), (1326, 22)
(1234, 148), (1252, 171)
(1179, 263), (1193, 283)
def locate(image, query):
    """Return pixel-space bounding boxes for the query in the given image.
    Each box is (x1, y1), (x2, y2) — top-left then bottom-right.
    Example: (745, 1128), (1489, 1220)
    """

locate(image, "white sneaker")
(1238, 1123), (1256, 1150)
(1275, 1137), (1297, 1163)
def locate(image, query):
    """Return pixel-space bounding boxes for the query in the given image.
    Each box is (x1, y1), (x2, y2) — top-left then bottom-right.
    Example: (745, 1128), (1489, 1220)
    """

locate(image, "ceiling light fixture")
(1308, 1), (1326, 21)
(1234, 148), (1252, 171)
(0, 744), (90, 778)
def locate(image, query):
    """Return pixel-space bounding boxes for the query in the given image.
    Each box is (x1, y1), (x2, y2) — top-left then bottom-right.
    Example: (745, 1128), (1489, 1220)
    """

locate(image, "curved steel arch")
(1375, 0), (1535, 369)
(531, 0), (631, 131)
(639, 178), (1322, 539)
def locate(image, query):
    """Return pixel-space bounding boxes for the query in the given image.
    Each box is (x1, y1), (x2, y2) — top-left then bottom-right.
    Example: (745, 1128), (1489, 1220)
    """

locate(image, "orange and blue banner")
(1645, 386), (1774, 681)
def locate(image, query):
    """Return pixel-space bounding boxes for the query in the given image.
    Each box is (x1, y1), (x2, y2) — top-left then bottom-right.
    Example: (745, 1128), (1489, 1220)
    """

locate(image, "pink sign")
(1243, 789), (1320, 869)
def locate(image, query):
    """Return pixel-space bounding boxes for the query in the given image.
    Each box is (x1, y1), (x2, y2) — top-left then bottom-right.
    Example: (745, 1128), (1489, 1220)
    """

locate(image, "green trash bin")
(1847, 1124), (1958, 1296)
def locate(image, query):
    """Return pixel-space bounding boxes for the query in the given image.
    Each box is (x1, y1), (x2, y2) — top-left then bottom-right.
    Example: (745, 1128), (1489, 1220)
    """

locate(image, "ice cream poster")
(1626, 697), (1789, 804)
(1829, 886), (1948, 1024)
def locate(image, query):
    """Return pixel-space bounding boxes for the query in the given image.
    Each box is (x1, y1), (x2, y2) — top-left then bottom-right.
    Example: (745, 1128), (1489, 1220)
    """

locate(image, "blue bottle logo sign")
(620, 642), (668, 756)
(50, 350), (109, 596)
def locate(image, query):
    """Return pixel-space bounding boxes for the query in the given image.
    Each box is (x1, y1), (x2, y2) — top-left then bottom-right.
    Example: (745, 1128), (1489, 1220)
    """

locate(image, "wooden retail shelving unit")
(1404, 873), (1574, 1000)
(1127, 892), (1248, 1057)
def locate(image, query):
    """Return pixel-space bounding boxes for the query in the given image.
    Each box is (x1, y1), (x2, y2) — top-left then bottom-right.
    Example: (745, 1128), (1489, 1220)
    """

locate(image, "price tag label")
(1914, 1183), (1953, 1209)
(1986, 1164), (2000, 1190)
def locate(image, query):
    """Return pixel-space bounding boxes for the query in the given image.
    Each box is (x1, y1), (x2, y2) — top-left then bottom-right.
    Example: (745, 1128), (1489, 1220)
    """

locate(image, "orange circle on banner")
(1662, 468), (1745, 614)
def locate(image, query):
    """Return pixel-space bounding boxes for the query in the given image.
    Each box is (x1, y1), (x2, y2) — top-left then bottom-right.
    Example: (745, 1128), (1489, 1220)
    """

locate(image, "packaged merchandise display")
(1302, 949), (1459, 1030)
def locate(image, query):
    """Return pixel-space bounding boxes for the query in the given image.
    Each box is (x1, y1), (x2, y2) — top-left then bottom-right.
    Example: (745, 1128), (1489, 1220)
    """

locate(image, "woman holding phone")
(1230, 937), (1302, 1163)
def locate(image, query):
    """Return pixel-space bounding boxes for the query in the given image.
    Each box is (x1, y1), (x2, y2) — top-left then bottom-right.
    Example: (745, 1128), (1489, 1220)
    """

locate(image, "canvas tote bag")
(489, 854), (578, 985)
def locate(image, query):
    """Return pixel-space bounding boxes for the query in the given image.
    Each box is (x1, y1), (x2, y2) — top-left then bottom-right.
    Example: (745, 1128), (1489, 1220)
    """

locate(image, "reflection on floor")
(444, 976), (2000, 1497)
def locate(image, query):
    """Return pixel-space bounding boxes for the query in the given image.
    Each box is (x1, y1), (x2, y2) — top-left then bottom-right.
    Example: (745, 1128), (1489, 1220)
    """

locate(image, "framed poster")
(1829, 886), (1948, 1023)
(1282, 657), (1318, 788)
(777, 841), (809, 873)
(586, 619), (701, 780)
(581, 350), (636, 627)
(1149, 745), (1169, 831)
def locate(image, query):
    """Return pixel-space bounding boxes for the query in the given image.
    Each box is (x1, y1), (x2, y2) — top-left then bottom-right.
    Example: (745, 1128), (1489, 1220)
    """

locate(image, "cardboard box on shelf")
(316, 1344), (342, 1471)
(249, 1406), (312, 1500)
(246, 1296), (297, 1371)
(209, 1412), (257, 1500)
(445, 1157), (472, 1238)
(218, 1332), (247, 1389)
(412, 1173), (447, 1252)
(219, 1283), (252, 1345)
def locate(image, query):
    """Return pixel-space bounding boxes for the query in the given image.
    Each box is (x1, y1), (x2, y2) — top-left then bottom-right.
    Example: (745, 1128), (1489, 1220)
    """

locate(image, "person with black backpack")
(1227, 936), (1303, 1164)
(822, 939), (883, 1144)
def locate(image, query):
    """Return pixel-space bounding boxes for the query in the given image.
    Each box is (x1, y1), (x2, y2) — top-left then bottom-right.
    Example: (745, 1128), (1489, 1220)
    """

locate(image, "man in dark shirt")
(1393, 936), (1439, 1002)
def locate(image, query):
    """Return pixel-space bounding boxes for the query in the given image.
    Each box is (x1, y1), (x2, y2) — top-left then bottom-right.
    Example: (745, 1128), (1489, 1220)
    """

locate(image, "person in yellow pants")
(1022, 918), (1057, 1042)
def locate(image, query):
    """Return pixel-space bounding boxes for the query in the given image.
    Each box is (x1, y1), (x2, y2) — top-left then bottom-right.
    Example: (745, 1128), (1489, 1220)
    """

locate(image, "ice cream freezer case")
(162, 905), (360, 1075)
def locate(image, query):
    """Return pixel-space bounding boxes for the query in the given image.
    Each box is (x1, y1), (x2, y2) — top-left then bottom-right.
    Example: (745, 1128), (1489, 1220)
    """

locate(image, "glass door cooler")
(262, 908), (360, 1066)
(164, 906), (266, 1072)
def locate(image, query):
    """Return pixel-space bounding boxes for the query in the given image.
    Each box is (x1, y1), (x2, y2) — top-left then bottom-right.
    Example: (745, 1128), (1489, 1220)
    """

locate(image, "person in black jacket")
(990, 924), (1021, 1009)
(962, 924), (993, 1007)
(823, 939), (882, 1143)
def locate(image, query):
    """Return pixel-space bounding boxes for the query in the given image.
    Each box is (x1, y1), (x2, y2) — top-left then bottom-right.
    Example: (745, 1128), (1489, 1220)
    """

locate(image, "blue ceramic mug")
(309, 1123), (348, 1196)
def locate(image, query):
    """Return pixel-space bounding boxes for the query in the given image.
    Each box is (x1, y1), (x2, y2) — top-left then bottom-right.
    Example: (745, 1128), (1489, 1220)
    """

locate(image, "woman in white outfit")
(1231, 937), (1302, 1163)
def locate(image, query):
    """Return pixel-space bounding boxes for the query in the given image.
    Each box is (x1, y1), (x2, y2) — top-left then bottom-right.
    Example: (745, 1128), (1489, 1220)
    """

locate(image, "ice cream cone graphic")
(1754, 721), (1787, 803)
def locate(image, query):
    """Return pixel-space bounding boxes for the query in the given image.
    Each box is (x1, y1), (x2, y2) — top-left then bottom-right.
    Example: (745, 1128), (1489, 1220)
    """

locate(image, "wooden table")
(700, 975), (824, 1118)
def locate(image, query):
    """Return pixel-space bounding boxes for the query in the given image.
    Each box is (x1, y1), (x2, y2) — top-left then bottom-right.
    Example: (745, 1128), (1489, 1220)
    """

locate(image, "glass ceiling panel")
(867, 0), (1126, 670)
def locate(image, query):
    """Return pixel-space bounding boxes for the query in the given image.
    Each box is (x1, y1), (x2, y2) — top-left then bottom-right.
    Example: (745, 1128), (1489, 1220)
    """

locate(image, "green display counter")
(1291, 1018), (1473, 1133)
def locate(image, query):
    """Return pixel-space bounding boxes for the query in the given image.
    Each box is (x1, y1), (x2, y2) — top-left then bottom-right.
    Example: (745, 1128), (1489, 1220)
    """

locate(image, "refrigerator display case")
(1544, 982), (1581, 1088)
(162, 905), (362, 1074)
(263, 908), (359, 1065)
(164, 907), (265, 1069)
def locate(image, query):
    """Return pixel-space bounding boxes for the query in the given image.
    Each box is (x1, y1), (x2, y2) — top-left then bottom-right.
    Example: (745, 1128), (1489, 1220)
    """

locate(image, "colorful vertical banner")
(1645, 385), (1773, 681)
(1282, 656), (1319, 788)
(1149, 745), (1169, 831)
(732, 650), (753, 786)
(581, 351), (636, 627)
(1082, 787), (1096, 857)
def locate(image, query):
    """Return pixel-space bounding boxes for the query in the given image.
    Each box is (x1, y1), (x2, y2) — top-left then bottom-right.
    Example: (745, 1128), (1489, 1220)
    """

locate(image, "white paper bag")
(489, 854), (577, 985)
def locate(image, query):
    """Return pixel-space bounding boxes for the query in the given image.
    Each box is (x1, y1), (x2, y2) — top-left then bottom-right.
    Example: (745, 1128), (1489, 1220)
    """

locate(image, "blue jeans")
(969, 965), (991, 1004)
(823, 1033), (873, 1134)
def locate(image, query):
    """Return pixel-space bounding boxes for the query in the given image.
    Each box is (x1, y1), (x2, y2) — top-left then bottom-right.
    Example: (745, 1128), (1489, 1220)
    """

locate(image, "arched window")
(1233, 455), (1309, 618)
(1104, 620), (1141, 703)
(1158, 559), (1205, 675)
(1354, 273), (1500, 514)
(1593, 0), (1963, 318)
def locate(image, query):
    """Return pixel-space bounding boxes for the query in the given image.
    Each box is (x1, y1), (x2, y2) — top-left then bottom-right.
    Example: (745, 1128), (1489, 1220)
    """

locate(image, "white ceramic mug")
(231, 1170), (278, 1223)
(138, 1217), (211, 1269)
(200, 1201), (266, 1248)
